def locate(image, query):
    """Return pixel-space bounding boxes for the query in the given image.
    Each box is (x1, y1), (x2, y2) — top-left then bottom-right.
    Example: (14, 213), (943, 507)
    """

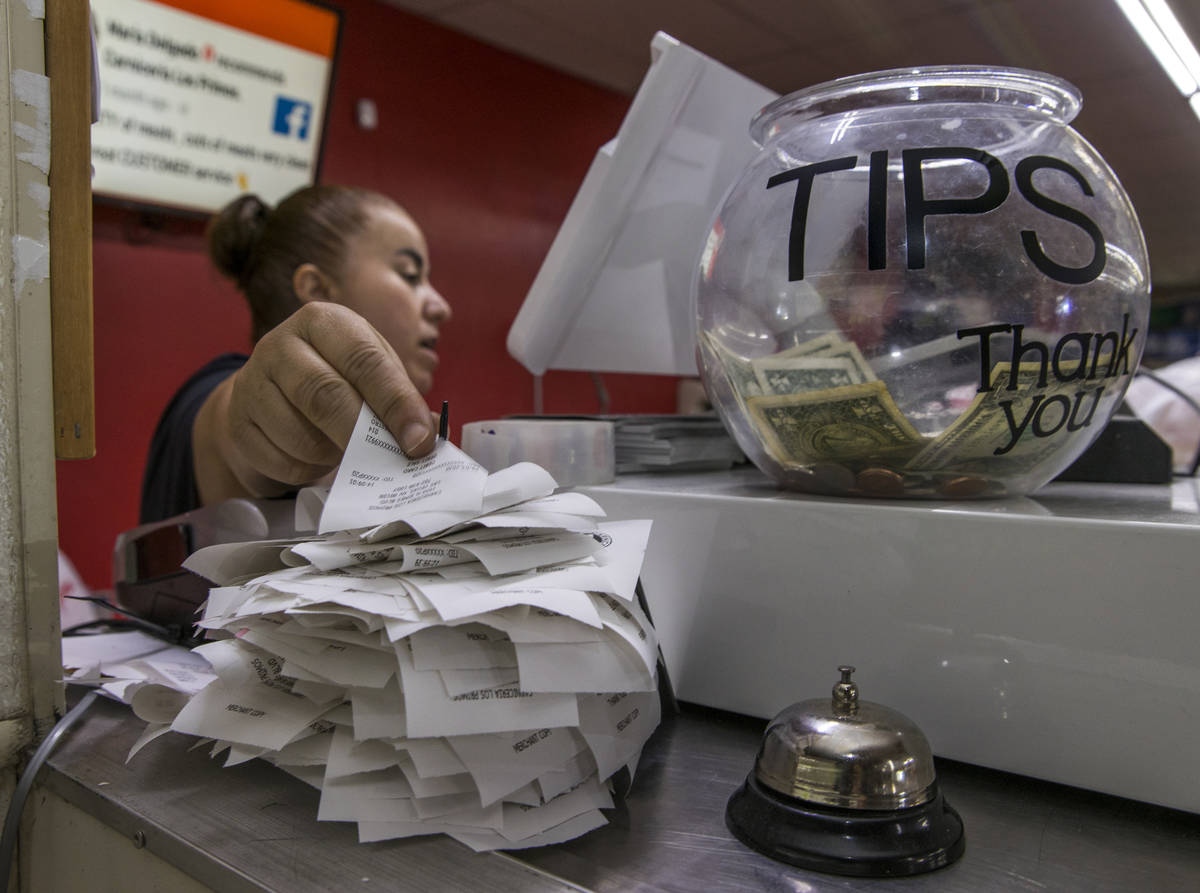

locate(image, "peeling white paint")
(3, 0), (65, 753)
(12, 70), (50, 175)
(14, 184), (50, 297)
(12, 235), (49, 296)
(26, 182), (49, 241)
(26, 181), (49, 213)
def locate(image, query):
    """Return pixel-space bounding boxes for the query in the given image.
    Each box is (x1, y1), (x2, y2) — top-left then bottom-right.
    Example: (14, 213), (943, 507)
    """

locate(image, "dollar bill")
(906, 361), (1111, 473)
(752, 355), (863, 395)
(699, 330), (762, 401)
(746, 380), (926, 467)
(775, 332), (877, 383)
(821, 341), (878, 383)
(774, 332), (848, 359)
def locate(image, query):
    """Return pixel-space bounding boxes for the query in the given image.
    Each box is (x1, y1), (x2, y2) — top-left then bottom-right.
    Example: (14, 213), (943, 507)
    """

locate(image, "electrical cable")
(62, 594), (180, 642)
(64, 593), (137, 614)
(61, 617), (174, 638)
(0, 690), (100, 893)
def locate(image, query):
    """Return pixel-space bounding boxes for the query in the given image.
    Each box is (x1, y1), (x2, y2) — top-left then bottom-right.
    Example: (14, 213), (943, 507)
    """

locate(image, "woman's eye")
(397, 269), (421, 285)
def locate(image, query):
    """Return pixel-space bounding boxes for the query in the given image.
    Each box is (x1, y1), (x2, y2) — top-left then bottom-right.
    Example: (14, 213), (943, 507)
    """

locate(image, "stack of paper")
(612, 415), (743, 473)
(128, 405), (661, 851)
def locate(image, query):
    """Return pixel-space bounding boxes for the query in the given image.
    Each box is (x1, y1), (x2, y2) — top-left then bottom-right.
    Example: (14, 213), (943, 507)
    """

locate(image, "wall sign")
(90, 0), (341, 214)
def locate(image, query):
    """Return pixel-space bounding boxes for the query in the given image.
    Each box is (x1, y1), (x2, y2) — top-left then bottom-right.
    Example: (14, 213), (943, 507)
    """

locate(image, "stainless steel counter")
(40, 693), (1200, 892)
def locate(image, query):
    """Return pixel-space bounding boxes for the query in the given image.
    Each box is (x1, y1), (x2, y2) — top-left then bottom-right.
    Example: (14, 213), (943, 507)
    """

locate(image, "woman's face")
(330, 204), (451, 395)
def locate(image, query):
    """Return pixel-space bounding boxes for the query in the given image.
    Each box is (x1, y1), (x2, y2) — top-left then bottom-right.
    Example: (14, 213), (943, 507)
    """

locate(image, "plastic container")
(694, 66), (1151, 498)
(461, 419), (615, 487)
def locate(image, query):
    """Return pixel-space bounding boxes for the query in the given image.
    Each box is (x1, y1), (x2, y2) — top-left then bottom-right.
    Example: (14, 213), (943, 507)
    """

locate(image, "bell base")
(725, 774), (965, 878)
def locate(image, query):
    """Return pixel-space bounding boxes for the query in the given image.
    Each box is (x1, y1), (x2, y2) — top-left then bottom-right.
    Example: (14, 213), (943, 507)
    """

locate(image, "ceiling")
(381, 0), (1200, 299)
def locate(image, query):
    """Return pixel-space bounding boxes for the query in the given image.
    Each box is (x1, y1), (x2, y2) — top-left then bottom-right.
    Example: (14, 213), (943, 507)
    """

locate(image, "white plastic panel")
(507, 32), (777, 376)
(581, 471), (1200, 813)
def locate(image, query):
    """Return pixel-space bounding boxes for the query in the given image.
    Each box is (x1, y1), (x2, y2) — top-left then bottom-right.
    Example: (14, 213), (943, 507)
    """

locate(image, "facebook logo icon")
(271, 96), (312, 140)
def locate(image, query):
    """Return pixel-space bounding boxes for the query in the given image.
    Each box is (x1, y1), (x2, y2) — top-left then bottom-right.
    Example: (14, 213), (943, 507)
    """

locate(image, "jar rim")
(750, 65), (1082, 145)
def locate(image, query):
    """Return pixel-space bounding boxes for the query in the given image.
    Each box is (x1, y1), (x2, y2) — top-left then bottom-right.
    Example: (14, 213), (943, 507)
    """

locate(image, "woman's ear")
(293, 263), (338, 304)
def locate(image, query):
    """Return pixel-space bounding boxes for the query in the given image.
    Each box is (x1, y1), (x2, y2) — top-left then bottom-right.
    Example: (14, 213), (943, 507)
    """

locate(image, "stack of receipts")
(125, 405), (662, 851)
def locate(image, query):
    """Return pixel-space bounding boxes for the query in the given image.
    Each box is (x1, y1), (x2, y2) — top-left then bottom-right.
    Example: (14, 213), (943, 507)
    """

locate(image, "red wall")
(57, 0), (679, 589)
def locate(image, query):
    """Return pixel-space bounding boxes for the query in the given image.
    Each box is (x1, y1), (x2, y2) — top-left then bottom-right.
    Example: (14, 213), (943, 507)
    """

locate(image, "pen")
(438, 400), (449, 441)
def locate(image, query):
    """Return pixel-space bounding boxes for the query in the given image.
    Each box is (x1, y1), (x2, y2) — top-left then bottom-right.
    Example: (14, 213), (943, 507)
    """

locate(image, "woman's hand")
(193, 302), (437, 504)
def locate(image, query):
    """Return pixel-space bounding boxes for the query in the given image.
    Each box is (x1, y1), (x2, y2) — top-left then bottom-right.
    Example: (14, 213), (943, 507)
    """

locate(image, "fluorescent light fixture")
(1115, 0), (1200, 98)
(1144, 0), (1200, 85)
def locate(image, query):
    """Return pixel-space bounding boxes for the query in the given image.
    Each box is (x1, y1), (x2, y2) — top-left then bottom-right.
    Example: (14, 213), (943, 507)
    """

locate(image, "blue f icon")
(272, 97), (312, 140)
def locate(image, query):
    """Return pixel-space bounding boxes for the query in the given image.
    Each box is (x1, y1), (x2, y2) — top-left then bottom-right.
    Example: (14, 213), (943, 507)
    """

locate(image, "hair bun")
(207, 194), (271, 283)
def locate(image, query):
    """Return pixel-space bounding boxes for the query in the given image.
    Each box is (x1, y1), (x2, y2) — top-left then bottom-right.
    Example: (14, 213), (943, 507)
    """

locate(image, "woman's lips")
(417, 339), (439, 367)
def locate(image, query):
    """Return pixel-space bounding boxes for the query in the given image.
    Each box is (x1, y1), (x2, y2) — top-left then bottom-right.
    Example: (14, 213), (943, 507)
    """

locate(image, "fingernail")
(400, 423), (431, 454)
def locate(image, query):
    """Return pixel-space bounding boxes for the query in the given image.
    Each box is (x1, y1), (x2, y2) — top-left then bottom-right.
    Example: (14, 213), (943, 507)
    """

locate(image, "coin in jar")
(938, 475), (989, 498)
(855, 467), (905, 496)
(809, 462), (855, 492)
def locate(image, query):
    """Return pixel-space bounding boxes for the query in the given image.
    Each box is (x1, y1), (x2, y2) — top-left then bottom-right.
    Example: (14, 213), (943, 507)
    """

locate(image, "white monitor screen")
(90, 0), (341, 214)
(507, 32), (777, 378)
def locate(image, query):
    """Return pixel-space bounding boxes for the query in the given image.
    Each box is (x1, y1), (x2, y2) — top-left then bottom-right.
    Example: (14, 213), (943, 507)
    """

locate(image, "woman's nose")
(424, 283), (451, 322)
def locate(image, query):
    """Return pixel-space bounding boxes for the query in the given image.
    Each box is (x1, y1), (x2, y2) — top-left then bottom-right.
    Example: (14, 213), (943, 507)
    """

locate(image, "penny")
(897, 472), (937, 496)
(776, 466), (820, 493)
(938, 475), (989, 498)
(855, 467), (905, 496)
(809, 462), (855, 492)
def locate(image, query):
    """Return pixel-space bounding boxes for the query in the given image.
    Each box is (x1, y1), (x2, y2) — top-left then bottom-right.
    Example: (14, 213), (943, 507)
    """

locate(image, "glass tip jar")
(694, 66), (1150, 499)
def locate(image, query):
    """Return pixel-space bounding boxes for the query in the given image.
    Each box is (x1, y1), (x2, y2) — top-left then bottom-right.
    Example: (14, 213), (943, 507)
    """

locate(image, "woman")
(140, 185), (452, 523)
